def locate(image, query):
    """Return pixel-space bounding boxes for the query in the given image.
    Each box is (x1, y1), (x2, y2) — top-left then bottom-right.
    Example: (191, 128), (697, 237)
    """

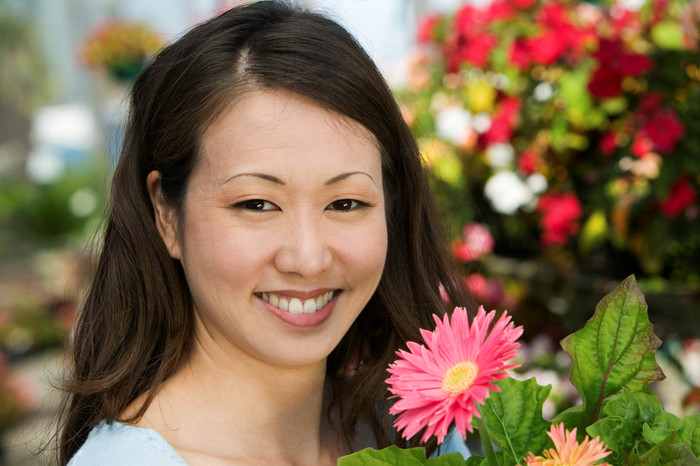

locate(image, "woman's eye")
(327, 199), (365, 211)
(235, 199), (278, 211)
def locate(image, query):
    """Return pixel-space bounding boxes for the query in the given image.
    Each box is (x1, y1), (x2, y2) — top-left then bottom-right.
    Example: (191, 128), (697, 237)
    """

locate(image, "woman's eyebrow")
(325, 171), (377, 187)
(221, 172), (285, 186)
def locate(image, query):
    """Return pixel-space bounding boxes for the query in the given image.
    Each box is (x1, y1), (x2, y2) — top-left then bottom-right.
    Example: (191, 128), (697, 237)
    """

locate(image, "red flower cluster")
(537, 193), (583, 246)
(508, 2), (596, 70)
(630, 94), (685, 157)
(588, 38), (653, 99)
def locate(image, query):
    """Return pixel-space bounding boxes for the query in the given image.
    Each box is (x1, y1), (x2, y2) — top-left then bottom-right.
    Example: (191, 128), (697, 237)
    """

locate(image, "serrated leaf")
(587, 388), (681, 461)
(634, 433), (700, 465)
(560, 275), (665, 427)
(338, 446), (465, 466)
(480, 377), (551, 464)
(678, 414), (700, 457)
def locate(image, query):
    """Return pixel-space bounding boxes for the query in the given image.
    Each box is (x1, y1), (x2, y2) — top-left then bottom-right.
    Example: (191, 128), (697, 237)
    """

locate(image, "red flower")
(660, 177), (697, 218)
(599, 132), (618, 156)
(482, 97), (521, 146)
(417, 14), (441, 44)
(508, 37), (531, 70)
(486, 0), (516, 22)
(537, 193), (583, 246)
(587, 37), (654, 99)
(619, 53), (653, 76)
(460, 34), (499, 68)
(513, 0), (537, 9)
(518, 149), (538, 175)
(641, 110), (685, 154)
(528, 29), (566, 65)
(631, 131), (654, 158)
(587, 66), (622, 98)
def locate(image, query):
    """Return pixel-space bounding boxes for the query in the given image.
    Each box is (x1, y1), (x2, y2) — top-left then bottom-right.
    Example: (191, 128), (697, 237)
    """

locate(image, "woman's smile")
(256, 290), (337, 314)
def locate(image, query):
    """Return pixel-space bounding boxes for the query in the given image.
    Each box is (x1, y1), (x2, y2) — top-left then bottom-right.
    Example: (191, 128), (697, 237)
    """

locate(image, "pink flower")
(524, 424), (611, 466)
(537, 193), (583, 246)
(386, 307), (522, 444)
(452, 222), (494, 262)
(464, 274), (505, 306)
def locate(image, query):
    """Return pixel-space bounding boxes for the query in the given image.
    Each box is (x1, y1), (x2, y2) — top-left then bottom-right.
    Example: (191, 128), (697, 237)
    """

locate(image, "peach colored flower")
(524, 423), (611, 466)
(386, 306), (522, 443)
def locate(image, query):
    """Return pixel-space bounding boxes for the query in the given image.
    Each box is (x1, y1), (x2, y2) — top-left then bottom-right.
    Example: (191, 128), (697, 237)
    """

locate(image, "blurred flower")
(452, 222), (495, 262)
(524, 424), (611, 466)
(660, 176), (697, 218)
(537, 193), (582, 246)
(484, 171), (535, 215)
(399, 0), (700, 282)
(435, 106), (474, 147)
(387, 307), (522, 443)
(81, 19), (163, 82)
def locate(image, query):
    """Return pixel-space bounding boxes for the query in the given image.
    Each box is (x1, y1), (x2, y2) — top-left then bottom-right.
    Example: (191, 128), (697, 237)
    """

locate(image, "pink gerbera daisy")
(386, 306), (522, 444)
(524, 424), (611, 466)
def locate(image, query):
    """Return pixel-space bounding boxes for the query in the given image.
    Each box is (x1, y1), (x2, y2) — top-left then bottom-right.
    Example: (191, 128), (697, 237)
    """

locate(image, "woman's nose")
(273, 214), (332, 278)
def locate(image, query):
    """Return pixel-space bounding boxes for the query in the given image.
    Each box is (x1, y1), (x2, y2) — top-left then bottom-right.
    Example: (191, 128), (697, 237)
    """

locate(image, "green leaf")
(578, 210), (609, 256)
(480, 377), (552, 464)
(338, 446), (465, 465)
(433, 153), (464, 187)
(560, 275), (665, 427)
(651, 21), (685, 50)
(633, 433), (700, 465)
(678, 414), (700, 457)
(587, 388), (681, 460)
(551, 405), (584, 430)
(464, 456), (485, 466)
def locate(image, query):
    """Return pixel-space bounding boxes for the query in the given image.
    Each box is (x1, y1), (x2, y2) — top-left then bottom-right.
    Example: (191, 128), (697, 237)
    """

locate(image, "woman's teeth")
(260, 291), (334, 314)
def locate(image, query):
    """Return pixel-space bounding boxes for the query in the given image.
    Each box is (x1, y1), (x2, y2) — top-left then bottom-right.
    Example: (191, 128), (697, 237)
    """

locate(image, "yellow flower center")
(442, 361), (479, 394)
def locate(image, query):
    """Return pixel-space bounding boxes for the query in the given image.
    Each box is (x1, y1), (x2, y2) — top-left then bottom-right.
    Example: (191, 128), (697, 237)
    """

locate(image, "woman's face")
(153, 89), (387, 369)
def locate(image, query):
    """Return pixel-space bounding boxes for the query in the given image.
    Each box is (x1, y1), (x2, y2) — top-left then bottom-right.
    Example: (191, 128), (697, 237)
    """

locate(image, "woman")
(60, 1), (473, 464)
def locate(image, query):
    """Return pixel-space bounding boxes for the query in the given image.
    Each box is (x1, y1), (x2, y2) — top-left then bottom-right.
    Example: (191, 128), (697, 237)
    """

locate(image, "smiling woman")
(57, 1), (473, 465)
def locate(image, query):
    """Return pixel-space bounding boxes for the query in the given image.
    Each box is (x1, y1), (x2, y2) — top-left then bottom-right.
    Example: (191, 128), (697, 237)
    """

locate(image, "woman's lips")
(256, 290), (340, 328)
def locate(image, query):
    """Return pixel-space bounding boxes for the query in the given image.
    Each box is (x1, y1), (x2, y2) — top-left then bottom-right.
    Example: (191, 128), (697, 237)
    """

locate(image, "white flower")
(435, 105), (473, 146)
(472, 113), (492, 134)
(534, 82), (554, 102)
(526, 173), (548, 194)
(484, 170), (535, 215)
(486, 143), (515, 168)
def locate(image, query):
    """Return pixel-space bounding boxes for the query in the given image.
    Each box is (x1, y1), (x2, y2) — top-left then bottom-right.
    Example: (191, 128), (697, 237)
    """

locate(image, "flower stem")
(475, 411), (499, 466)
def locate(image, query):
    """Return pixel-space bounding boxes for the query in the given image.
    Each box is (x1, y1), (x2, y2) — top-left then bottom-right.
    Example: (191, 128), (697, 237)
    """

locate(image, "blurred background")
(0, 0), (698, 464)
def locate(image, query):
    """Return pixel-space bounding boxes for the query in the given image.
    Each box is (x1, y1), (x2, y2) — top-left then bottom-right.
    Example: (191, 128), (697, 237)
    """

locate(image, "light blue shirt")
(68, 421), (188, 465)
(69, 420), (469, 464)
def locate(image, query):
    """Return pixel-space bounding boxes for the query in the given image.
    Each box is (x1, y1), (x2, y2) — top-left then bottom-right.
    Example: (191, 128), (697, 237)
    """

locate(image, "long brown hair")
(58, 1), (473, 462)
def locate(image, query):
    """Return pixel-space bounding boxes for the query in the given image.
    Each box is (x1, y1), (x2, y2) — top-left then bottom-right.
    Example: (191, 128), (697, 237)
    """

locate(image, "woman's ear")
(146, 171), (182, 260)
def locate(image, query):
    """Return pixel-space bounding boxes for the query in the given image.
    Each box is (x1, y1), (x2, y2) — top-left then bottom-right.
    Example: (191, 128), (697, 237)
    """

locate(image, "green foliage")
(561, 275), (665, 428)
(338, 446), (464, 465)
(480, 378), (551, 464)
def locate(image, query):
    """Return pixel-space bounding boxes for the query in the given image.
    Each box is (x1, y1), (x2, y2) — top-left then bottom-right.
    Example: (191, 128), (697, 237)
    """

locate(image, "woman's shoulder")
(68, 420), (189, 465)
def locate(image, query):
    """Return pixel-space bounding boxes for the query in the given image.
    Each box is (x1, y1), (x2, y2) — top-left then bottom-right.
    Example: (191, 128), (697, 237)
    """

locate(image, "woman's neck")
(132, 336), (343, 465)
